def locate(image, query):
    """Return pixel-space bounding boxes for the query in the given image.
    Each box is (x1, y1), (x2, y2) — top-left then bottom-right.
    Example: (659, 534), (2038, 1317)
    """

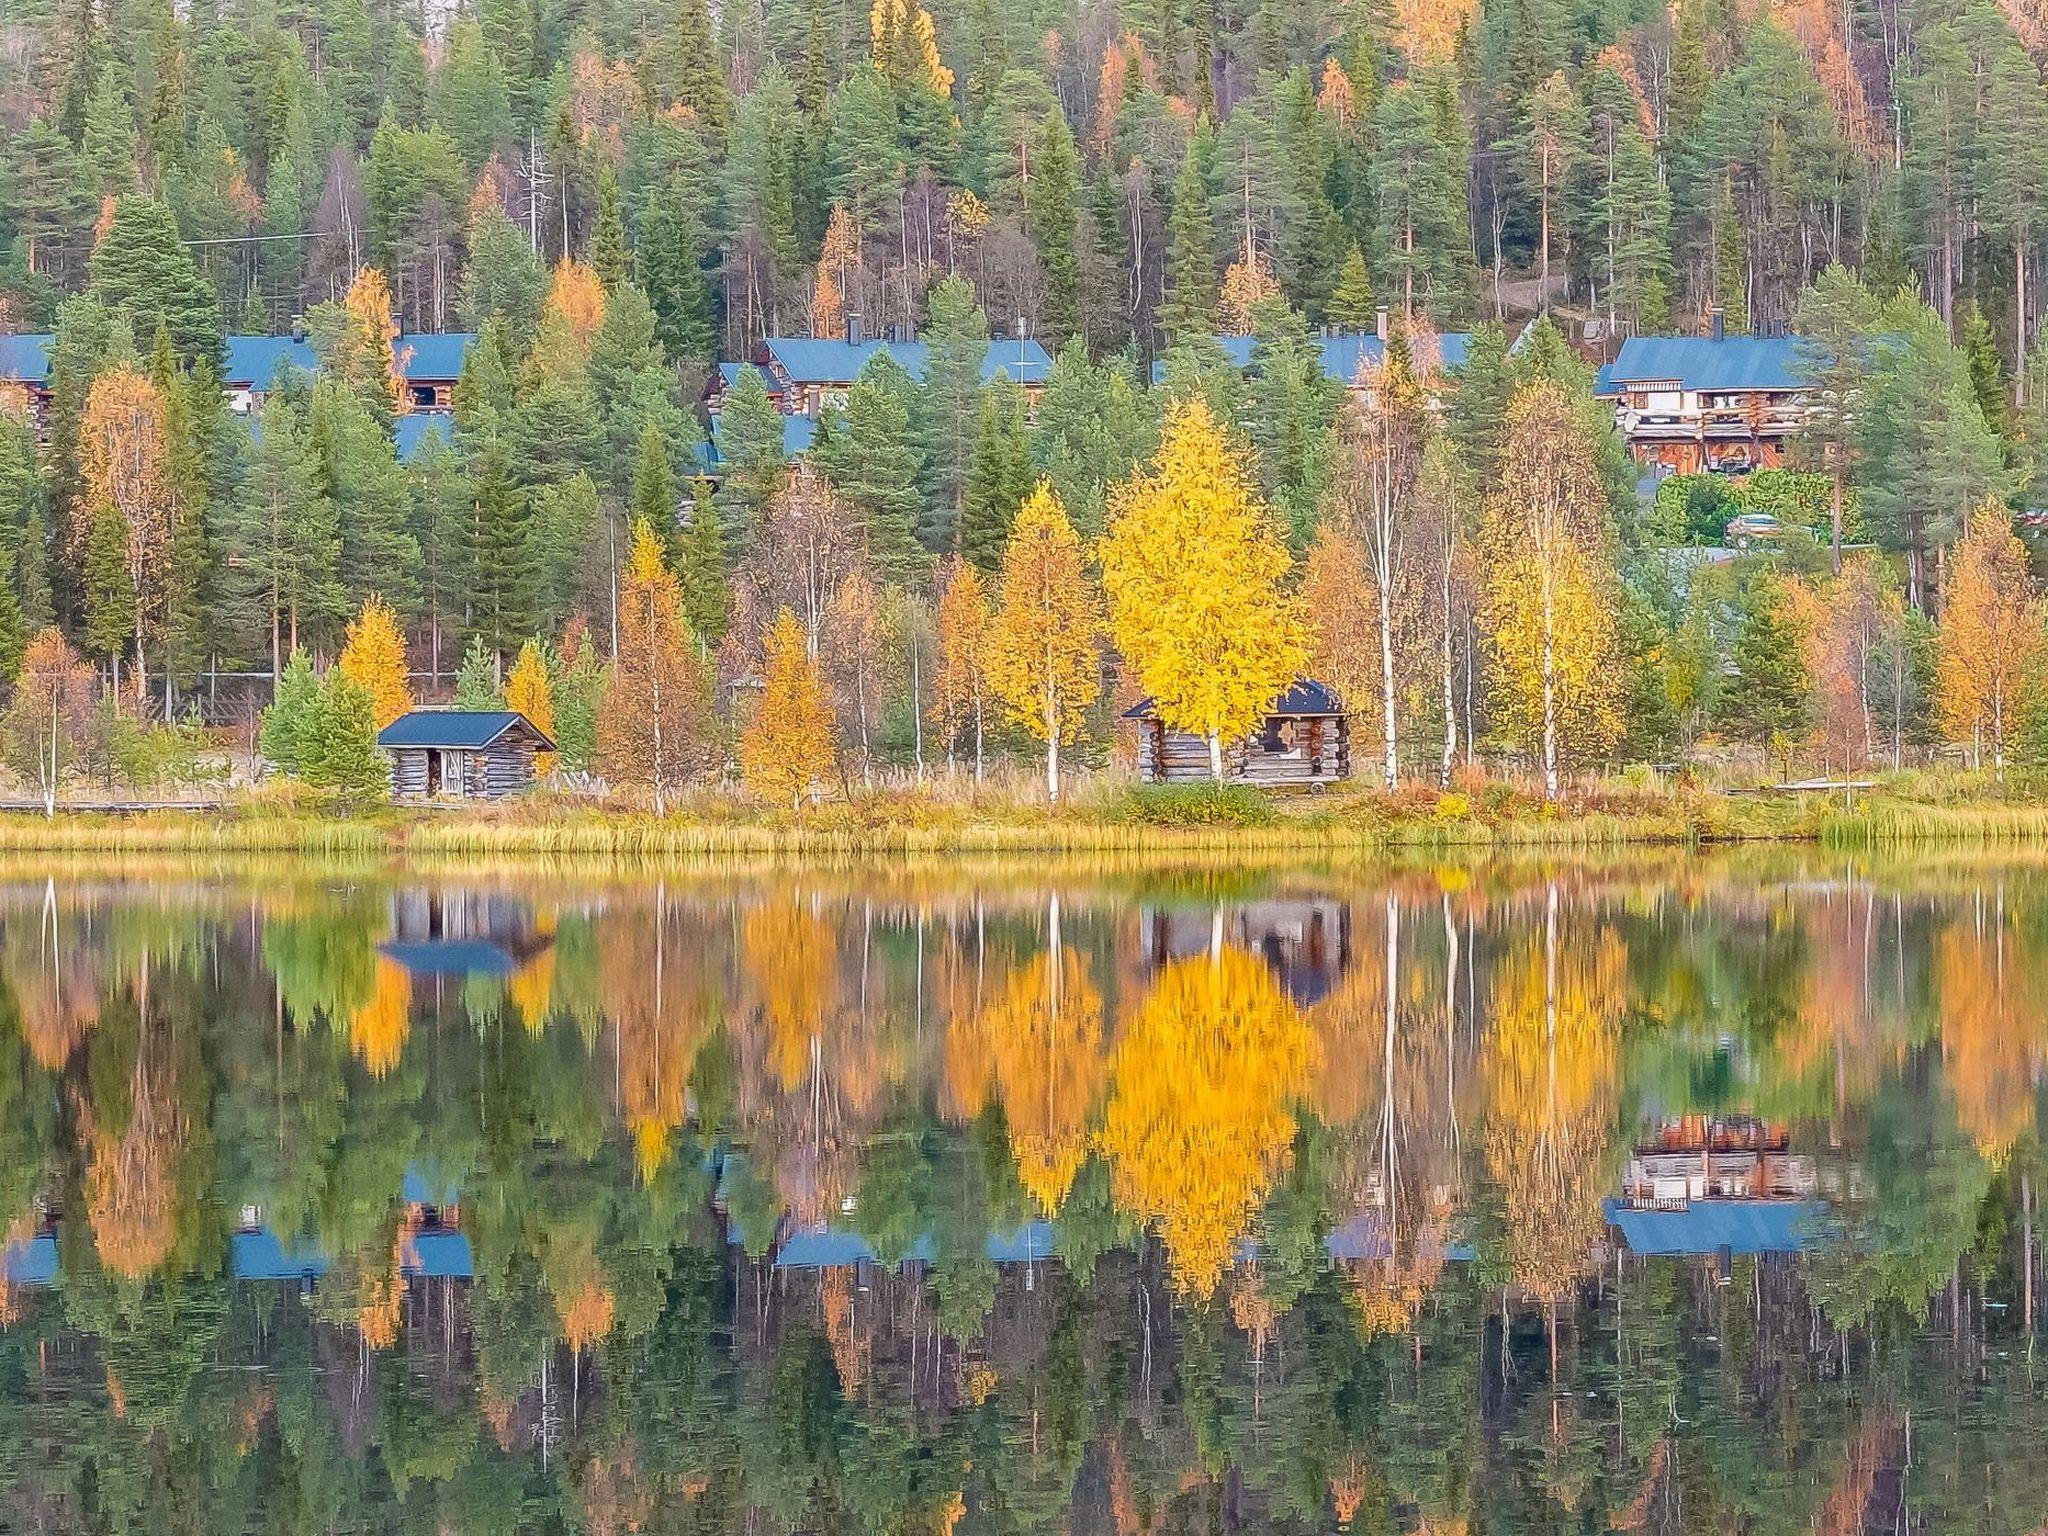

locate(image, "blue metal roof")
(699, 409), (815, 471)
(394, 411), (451, 462)
(1126, 677), (1345, 720)
(764, 336), (1054, 387)
(402, 1166), (460, 1207)
(0, 333), (54, 385)
(1151, 331), (1472, 386)
(224, 334), (320, 388)
(1603, 334), (1807, 393)
(1604, 1198), (1827, 1256)
(377, 709), (552, 751)
(397, 332), (476, 381)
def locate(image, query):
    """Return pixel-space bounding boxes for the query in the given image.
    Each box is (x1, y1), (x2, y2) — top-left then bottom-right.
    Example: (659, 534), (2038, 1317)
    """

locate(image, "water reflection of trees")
(0, 862), (2044, 1530)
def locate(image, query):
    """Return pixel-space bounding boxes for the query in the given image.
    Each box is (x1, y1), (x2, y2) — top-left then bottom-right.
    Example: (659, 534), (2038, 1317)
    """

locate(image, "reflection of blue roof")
(402, 1166), (460, 1207)
(0, 333), (54, 384)
(761, 1224), (1054, 1268)
(2, 1233), (57, 1285)
(1603, 334), (1807, 393)
(377, 709), (552, 750)
(394, 411), (452, 462)
(1322, 1215), (1476, 1263)
(404, 1230), (473, 1278)
(1151, 331), (1473, 386)
(1604, 1198), (1826, 1255)
(764, 336), (1054, 387)
(232, 1229), (330, 1280)
(380, 938), (518, 976)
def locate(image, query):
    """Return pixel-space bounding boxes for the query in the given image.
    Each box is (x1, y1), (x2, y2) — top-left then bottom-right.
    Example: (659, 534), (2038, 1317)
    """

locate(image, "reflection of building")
(1607, 1116), (1826, 1259)
(1140, 899), (1351, 1005)
(380, 889), (554, 977)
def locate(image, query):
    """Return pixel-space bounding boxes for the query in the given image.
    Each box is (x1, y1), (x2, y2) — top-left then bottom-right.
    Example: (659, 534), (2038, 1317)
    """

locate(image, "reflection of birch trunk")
(1443, 891), (1459, 1154)
(1544, 882), (1560, 1185)
(1378, 892), (1400, 1223)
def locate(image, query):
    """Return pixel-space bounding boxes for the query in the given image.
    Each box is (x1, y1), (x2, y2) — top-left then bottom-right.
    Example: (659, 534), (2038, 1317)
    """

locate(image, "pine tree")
(1327, 246), (1376, 329)
(589, 167), (629, 291)
(1159, 140), (1220, 343)
(1026, 114), (1083, 343)
(959, 382), (1035, 570)
(677, 478), (729, 641)
(811, 354), (927, 581)
(260, 648), (322, 775)
(464, 438), (532, 659)
(917, 275), (991, 542)
(81, 498), (133, 673)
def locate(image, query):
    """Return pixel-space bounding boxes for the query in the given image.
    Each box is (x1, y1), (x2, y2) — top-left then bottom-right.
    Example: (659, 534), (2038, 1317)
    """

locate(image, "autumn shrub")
(1107, 783), (1277, 827)
(1433, 791), (1472, 821)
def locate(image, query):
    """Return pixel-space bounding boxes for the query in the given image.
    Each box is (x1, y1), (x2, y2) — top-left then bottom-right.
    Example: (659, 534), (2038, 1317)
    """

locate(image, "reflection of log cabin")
(1620, 1114), (1816, 1206)
(379, 889), (555, 978)
(1126, 680), (1351, 787)
(1141, 900), (1351, 1005)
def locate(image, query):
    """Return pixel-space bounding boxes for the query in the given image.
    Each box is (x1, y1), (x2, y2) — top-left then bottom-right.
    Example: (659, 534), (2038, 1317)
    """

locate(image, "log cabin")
(378, 710), (553, 801)
(1125, 680), (1351, 787)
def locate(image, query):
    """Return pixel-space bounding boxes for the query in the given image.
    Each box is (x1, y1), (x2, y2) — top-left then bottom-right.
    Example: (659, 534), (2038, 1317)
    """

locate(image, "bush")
(1108, 782), (1278, 827)
(1433, 791), (1472, 821)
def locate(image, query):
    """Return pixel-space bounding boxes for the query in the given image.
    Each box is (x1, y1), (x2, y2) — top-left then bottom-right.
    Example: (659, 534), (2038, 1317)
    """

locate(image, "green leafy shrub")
(1108, 782), (1277, 827)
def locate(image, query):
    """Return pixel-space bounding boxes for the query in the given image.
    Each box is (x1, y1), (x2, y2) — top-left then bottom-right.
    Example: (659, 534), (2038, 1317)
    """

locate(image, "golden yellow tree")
(598, 520), (709, 813)
(337, 594), (414, 729)
(984, 482), (1102, 800)
(1935, 500), (2045, 779)
(506, 637), (555, 774)
(1101, 398), (1307, 779)
(1479, 380), (1621, 798)
(1099, 947), (1319, 1296)
(740, 607), (838, 809)
(812, 203), (859, 337)
(338, 266), (407, 413)
(531, 257), (609, 381)
(871, 0), (954, 92)
(930, 557), (993, 779)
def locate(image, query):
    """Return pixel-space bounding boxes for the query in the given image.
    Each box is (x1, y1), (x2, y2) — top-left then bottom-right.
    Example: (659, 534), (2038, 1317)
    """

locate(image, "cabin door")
(425, 751), (443, 796)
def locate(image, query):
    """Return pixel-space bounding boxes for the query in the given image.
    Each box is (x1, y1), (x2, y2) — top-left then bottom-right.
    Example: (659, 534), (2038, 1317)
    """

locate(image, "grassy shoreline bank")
(5, 778), (2048, 856)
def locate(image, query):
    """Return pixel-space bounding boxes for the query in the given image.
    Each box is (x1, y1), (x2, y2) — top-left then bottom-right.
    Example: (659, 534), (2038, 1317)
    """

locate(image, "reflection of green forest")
(0, 858), (2044, 1533)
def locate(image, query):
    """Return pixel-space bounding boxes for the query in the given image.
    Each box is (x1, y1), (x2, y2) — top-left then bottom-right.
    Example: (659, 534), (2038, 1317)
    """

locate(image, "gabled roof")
(1602, 334), (1808, 393)
(1125, 678), (1346, 720)
(377, 709), (555, 752)
(224, 334), (320, 388)
(762, 335), (1055, 388)
(397, 332), (477, 380)
(1603, 1197), (1827, 1256)
(394, 411), (452, 462)
(3, 332), (476, 389)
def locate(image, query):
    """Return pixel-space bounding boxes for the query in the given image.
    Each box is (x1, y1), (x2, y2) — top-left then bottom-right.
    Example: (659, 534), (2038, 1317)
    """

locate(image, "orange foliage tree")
(599, 520), (710, 813)
(79, 364), (176, 698)
(1935, 501), (2045, 779)
(930, 557), (993, 778)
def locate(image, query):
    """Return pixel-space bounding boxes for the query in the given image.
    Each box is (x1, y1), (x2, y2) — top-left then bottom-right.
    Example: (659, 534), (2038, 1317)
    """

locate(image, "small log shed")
(378, 710), (554, 801)
(1125, 680), (1351, 786)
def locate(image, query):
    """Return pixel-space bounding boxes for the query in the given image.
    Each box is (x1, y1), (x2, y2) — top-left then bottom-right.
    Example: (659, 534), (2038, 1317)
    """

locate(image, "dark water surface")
(2, 850), (2046, 1533)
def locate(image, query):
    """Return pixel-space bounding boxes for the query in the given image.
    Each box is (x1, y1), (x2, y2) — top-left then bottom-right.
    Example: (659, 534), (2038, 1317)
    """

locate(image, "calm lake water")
(2, 850), (2046, 1532)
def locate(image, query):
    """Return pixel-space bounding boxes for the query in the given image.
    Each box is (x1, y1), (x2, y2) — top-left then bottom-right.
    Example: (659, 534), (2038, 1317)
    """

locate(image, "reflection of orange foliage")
(745, 899), (836, 1090)
(1812, 1415), (1904, 1536)
(1483, 901), (1622, 1300)
(1099, 949), (1318, 1296)
(609, 901), (708, 1180)
(955, 945), (1106, 1215)
(559, 1276), (617, 1351)
(85, 1036), (185, 1279)
(357, 1242), (404, 1349)
(349, 956), (413, 1078)
(821, 1266), (867, 1395)
(508, 947), (555, 1036)
(1937, 919), (2046, 1160)
(583, 1442), (656, 1536)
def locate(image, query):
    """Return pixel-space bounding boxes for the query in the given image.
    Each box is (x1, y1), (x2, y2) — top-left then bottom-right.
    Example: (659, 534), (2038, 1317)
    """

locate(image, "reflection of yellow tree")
(1099, 948), (1318, 1296)
(1937, 912), (2046, 1161)
(607, 900), (707, 1181)
(1483, 888), (1622, 1301)
(349, 955), (413, 1078)
(6, 883), (101, 1070)
(84, 1022), (186, 1278)
(965, 911), (1106, 1215)
(745, 898), (837, 1091)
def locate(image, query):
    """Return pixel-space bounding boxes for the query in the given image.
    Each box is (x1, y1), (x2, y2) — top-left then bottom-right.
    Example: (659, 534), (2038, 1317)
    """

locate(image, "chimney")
(1710, 306), (1725, 342)
(1375, 306), (1389, 343)
(1015, 316), (1027, 340)
(290, 314), (308, 343)
(846, 314), (864, 346)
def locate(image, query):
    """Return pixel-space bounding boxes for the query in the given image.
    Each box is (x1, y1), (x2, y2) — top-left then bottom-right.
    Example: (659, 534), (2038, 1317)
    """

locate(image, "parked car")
(1725, 512), (1782, 549)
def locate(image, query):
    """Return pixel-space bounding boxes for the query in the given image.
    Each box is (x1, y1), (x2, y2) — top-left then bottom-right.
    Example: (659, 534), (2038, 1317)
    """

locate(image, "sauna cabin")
(1125, 680), (1351, 787)
(378, 710), (553, 800)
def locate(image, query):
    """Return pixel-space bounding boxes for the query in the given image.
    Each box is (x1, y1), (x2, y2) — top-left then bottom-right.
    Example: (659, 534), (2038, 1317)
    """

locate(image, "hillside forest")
(7, 0), (2048, 797)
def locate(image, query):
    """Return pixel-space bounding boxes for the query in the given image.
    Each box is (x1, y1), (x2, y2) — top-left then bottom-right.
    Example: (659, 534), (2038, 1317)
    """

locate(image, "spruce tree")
(677, 477), (729, 641)
(959, 382), (1035, 570)
(589, 167), (628, 291)
(454, 634), (503, 707)
(1159, 140), (1220, 343)
(639, 186), (717, 365)
(812, 354), (928, 581)
(259, 648), (321, 775)
(631, 423), (678, 542)
(86, 196), (224, 370)
(464, 438), (532, 660)
(1328, 246), (1376, 329)
(917, 275), (991, 543)
(1961, 302), (2009, 436)
(302, 674), (387, 796)
(712, 367), (788, 548)
(81, 498), (133, 672)
(1026, 114), (1083, 344)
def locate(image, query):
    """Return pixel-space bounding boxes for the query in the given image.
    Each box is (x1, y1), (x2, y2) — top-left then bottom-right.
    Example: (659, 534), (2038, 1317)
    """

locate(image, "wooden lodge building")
(1593, 321), (1811, 476)
(1126, 680), (1351, 787)
(378, 710), (552, 800)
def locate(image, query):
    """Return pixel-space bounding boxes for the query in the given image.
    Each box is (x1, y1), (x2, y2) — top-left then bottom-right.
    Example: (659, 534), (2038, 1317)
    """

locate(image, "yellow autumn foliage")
(337, 594), (414, 730)
(350, 955), (413, 1079)
(1101, 399), (1308, 772)
(740, 608), (838, 809)
(506, 637), (555, 774)
(1099, 948), (1318, 1296)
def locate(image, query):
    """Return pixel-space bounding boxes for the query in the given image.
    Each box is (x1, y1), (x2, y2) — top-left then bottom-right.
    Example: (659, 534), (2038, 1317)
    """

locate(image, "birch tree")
(983, 483), (1101, 802)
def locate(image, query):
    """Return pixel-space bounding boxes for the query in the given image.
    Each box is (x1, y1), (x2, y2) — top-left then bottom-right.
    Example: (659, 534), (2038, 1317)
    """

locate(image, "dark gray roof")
(1124, 678), (1346, 720)
(377, 709), (554, 751)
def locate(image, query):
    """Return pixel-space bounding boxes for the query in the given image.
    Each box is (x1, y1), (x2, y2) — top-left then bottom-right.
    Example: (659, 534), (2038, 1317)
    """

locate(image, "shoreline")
(3, 783), (2048, 855)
